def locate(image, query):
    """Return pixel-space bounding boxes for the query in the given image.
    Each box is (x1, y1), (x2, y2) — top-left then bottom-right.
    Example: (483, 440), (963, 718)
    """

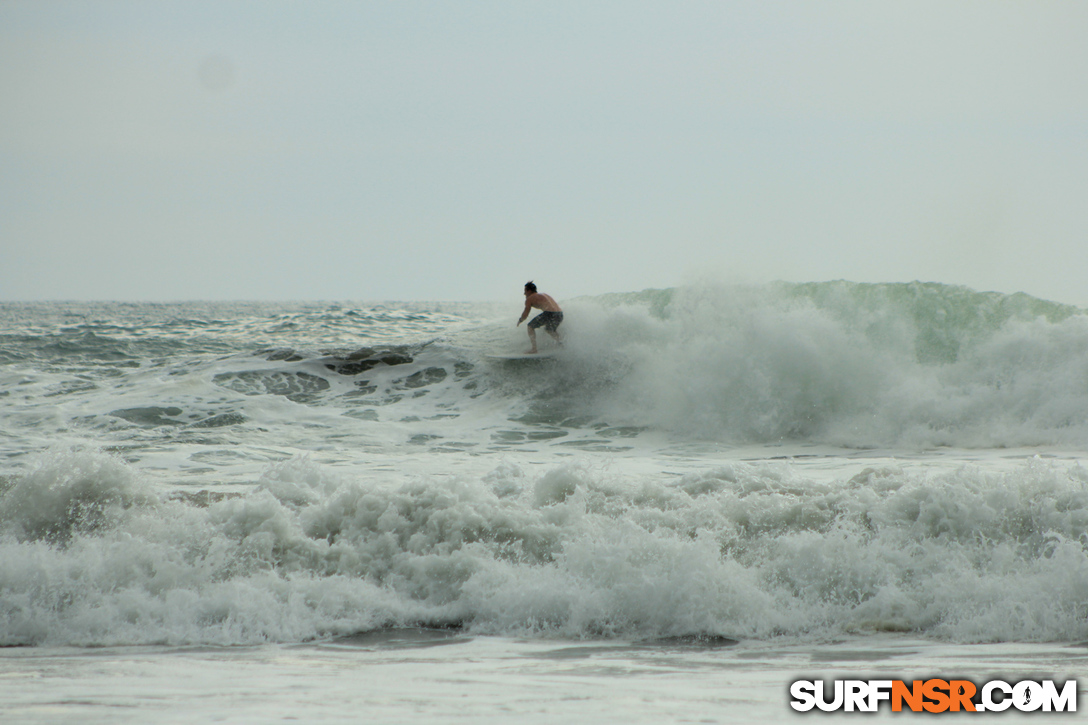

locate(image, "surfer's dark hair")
(524, 281), (536, 292)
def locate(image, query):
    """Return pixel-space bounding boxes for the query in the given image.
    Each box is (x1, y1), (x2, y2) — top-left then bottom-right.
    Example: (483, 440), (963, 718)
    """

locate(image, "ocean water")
(2, 282), (1087, 722)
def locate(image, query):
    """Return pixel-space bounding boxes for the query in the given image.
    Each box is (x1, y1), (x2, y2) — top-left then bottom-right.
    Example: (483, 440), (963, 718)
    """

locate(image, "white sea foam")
(3, 449), (1087, 647)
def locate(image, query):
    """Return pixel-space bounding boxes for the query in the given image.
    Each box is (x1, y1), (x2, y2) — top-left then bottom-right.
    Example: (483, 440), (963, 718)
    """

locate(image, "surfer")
(517, 281), (563, 354)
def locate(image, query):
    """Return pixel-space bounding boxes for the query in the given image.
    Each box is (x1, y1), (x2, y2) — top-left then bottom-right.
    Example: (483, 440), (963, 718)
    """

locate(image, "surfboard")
(486, 351), (560, 360)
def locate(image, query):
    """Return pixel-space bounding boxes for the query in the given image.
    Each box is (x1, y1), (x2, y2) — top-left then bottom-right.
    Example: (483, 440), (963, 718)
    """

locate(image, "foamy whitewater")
(2, 282), (1087, 722)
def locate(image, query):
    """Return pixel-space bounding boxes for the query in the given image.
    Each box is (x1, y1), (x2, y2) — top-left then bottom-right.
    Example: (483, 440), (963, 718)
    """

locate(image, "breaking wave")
(2, 449), (1087, 646)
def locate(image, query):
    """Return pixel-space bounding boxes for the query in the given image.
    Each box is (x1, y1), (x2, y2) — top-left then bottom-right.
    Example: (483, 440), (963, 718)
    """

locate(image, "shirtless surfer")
(517, 281), (563, 354)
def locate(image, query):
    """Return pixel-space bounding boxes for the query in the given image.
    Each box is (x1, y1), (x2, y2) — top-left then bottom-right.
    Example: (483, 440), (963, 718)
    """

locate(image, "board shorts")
(528, 311), (563, 332)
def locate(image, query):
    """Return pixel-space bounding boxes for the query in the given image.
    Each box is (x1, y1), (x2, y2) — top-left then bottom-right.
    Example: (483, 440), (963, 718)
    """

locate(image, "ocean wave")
(534, 281), (1088, 447)
(2, 450), (1087, 647)
(4, 284), (1087, 453)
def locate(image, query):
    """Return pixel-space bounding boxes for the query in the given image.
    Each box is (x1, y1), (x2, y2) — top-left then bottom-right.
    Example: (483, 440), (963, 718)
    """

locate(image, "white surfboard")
(485, 351), (560, 360)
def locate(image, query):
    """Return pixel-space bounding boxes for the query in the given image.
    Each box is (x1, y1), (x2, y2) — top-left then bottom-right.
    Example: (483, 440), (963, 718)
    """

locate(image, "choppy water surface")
(2, 283), (1088, 721)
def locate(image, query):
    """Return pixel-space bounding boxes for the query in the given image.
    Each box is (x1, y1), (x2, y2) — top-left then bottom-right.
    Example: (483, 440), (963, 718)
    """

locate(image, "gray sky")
(2, 1), (1087, 304)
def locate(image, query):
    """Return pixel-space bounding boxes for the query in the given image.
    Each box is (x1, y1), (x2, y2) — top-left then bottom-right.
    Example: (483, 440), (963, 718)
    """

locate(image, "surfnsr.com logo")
(789, 679), (1077, 713)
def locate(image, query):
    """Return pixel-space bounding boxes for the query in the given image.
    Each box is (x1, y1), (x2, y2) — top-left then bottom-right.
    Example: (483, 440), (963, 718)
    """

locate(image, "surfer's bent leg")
(544, 311), (563, 343)
(526, 313), (544, 353)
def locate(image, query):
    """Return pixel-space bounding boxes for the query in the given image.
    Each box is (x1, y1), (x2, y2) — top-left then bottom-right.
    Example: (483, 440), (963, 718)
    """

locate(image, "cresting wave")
(3, 282), (1087, 452)
(555, 281), (1088, 448)
(72, 279), (1084, 453)
(2, 449), (1087, 647)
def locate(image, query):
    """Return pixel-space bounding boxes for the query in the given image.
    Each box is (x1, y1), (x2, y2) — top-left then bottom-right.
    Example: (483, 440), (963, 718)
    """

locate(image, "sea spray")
(554, 281), (1088, 447)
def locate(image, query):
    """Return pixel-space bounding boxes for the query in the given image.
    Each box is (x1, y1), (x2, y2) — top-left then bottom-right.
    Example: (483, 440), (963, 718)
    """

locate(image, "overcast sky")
(2, 1), (1087, 304)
